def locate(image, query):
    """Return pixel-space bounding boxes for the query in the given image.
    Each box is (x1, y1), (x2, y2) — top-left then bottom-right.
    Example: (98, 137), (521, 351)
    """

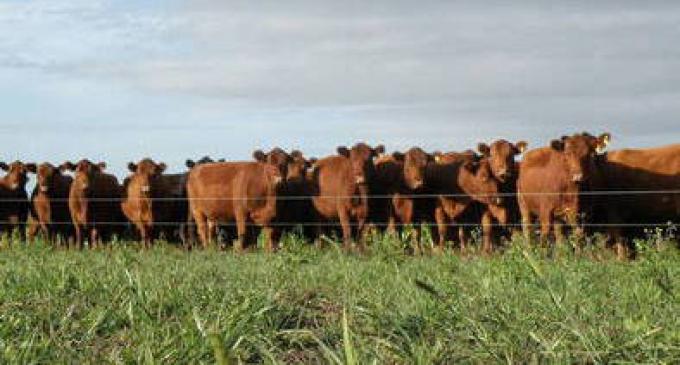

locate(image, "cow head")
(459, 159), (504, 208)
(550, 132), (611, 183)
(0, 161), (36, 191)
(395, 147), (433, 190)
(477, 139), (528, 182)
(127, 158), (167, 197)
(337, 143), (385, 185)
(30, 163), (62, 194)
(60, 160), (106, 193)
(286, 150), (316, 181)
(185, 156), (223, 169)
(253, 147), (292, 178)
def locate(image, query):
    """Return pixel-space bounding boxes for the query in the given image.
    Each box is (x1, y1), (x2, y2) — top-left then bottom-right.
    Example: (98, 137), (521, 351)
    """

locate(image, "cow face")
(33, 163), (60, 193)
(0, 161), (35, 191)
(127, 158), (167, 197)
(262, 163), (284, 189)
(337, 143), (385, 185)
(286, 150), (315, 181)
(254, 148), (291, 178)
(399, 147), (432, 190)
(551, 133), (610, 183)
(61, 160), (106, 193)
(478, 139), (528, 182)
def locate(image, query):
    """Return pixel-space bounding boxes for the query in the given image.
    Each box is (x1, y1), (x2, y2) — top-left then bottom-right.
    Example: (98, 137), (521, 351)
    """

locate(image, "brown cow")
(410, 150), (507, 253)
(517, 132), (610, 245)
(253, 149), (317, 240)
(0, 161), (35, 239)
(27, 163), (73, 244)
(310, 143), (385, 250)
(593, 143), (680, 258)
(477, 139), (528, 238)
(372, 149), (437, 253)
(121, 158), (189, 248)
(186, 161), (283, 251)
(61, 160), (125, 248)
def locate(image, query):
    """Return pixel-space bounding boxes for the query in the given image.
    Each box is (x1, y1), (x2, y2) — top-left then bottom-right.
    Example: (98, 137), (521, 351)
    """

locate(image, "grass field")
(1, 232), (680, 364)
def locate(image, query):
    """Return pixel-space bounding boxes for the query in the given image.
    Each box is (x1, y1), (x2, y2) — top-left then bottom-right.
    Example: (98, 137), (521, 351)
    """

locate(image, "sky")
(1, 0), (679, 179)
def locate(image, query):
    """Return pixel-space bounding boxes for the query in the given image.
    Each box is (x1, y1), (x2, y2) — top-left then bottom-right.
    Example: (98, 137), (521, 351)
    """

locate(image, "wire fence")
(3, 221), (677, 228)
(0, 189), (679, 202)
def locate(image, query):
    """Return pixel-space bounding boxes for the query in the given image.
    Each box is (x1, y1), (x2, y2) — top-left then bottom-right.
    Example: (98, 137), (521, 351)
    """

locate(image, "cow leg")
(539, 211), (553, 248)
(262, 225), (277, 253)
(457, 226), (467, 254)
(554, 221), (564, 245)
(235, 209), (247, 253)
(74, 223), (83, 250)
(193, 211), (209, 249)
(519, 199), (533, 246)
(433, 206), (447, 254)
(338, 208), (352, 252)
(481, 211), (493, 255)
(566, 213), (584, 254)
(90, 227), (99, 249)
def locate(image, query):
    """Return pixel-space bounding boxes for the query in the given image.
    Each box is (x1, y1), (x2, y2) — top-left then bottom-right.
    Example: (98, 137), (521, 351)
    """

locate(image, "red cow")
(186, 161), (283, 251)
(517, 133), (610, 244)
(27, 163), (73, 244)
(61, 160), (125, 248)
(0, 161), (35, 239)
(310, 143), (385, 250)
(121, 158), (188, 248)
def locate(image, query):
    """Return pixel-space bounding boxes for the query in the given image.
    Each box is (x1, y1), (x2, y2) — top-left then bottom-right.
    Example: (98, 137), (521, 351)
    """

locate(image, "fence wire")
(0, 189), (679, 202)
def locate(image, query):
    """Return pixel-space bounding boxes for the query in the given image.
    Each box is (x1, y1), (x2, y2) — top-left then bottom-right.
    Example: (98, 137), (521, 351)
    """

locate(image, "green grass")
(1, 234), (680, 364)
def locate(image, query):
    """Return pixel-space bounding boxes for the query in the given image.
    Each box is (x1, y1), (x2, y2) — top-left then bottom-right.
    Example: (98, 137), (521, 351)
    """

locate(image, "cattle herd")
(1, 132), (678, 259)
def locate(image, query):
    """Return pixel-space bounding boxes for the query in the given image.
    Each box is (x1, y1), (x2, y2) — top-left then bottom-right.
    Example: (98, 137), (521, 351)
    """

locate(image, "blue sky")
(1, 0), (679, 179)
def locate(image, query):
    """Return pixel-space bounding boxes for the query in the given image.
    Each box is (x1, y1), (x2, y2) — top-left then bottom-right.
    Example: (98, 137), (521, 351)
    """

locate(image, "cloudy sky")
(1, 0), (679, 178)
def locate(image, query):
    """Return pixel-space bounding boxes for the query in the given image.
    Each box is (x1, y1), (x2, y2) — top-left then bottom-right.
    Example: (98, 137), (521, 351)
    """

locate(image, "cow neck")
(424, 162), (466, 196)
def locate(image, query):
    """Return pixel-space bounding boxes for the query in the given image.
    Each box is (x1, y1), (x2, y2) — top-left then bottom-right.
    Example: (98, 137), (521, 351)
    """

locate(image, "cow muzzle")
(498, 170), (510, 181)
(355, 176), (366, 185)
(572, 173), (584, 183)
(141, 185), (151, 193)
(410, 180), (424, 190)
(10, 183), (19, 190)
(40, 185), (49, 193)
(273, 175), (283, 186)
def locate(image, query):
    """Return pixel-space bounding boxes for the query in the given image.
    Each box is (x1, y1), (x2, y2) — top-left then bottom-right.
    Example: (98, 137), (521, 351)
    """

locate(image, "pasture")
(1, 232), (679, 364)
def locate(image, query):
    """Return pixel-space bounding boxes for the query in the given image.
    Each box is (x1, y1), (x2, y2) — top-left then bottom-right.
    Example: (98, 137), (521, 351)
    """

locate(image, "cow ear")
(97, 162), (107, 170)
(550, 139), (564, 151)
(373, 144), (386, 157)
(337, 146), (350, 157)
(127, 162), (137, 172)
(0, 162), (7, 171)
(59, 162), (75, 172)
(514, 141), (528, 154)
(25, 163), (37, 173)
(157, 162), (167, 173)
(185, 160), (195, 168)
(253, 150), (266, 162)
(392, 152), (405, 162)
(596, 133), (611, 153)
(477, 143), (490, 156)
